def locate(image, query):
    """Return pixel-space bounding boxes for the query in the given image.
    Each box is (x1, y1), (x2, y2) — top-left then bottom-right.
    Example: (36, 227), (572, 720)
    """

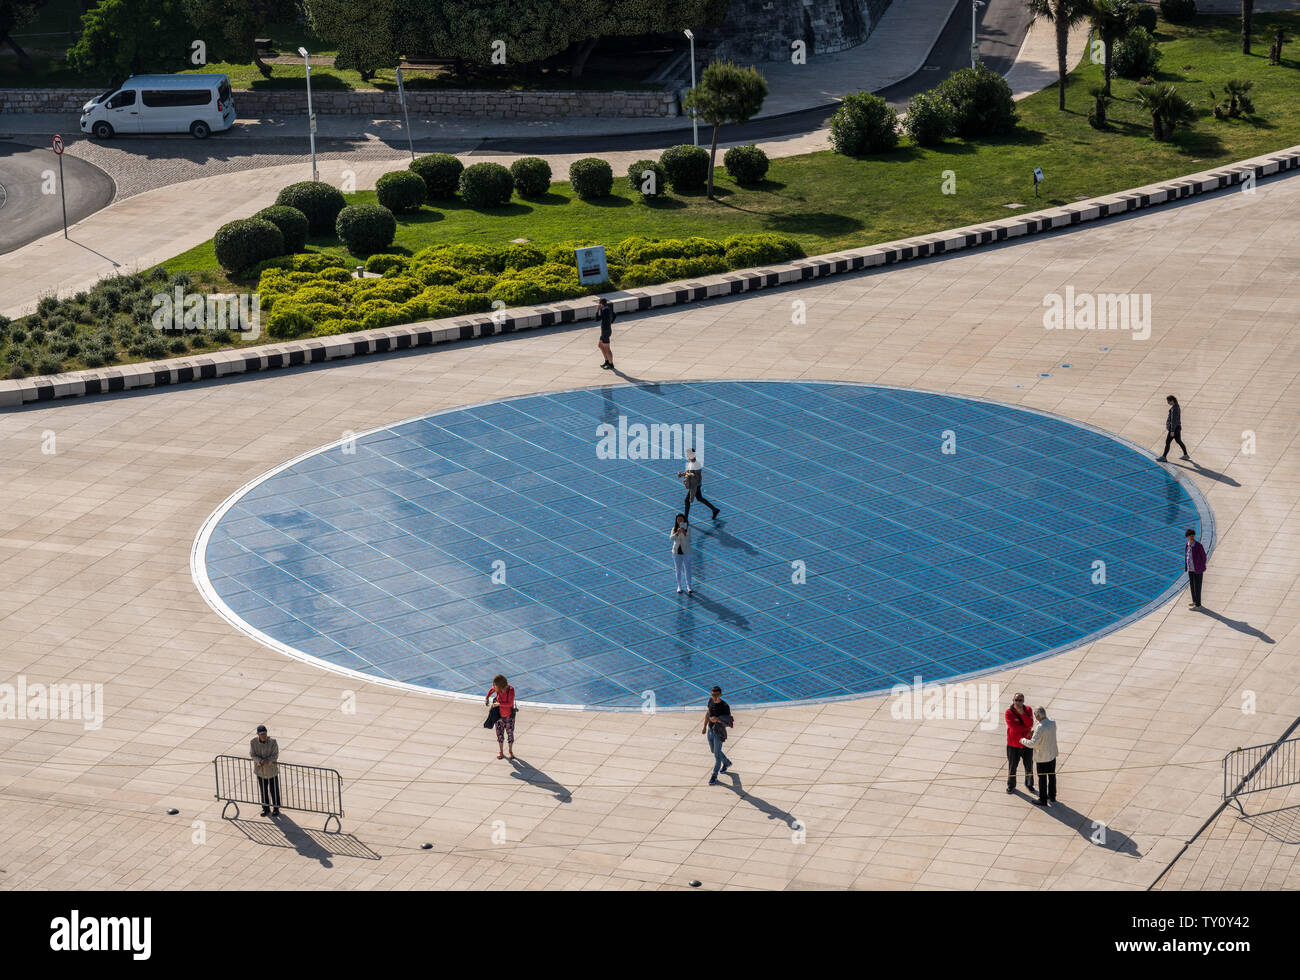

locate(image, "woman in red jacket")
(1005, 693), (1036, 794)
(486, 674), (517, 760)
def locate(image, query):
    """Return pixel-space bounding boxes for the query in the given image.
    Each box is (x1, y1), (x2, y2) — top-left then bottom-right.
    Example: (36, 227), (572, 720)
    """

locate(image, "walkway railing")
(213, 755), (344, 832)
(1223, 737), (1300, 813)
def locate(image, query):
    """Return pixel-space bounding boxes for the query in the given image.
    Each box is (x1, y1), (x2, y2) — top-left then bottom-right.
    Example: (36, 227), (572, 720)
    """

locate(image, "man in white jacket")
(1020, 708), (1058, 807)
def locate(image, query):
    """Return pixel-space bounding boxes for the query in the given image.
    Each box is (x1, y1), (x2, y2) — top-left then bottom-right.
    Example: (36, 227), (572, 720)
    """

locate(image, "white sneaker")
(676, 588), (682, 594)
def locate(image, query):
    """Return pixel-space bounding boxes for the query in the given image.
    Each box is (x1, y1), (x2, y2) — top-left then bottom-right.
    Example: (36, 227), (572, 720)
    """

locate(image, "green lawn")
(165, 14), (1300, 293)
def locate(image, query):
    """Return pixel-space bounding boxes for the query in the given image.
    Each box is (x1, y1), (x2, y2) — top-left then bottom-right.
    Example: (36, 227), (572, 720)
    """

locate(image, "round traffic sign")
(51, 134), (64, 155)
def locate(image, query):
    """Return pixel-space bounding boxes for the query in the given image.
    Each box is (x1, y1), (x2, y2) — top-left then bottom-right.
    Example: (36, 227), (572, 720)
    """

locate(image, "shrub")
(501, 243), (545, 270)
(267, 308), (314, 339)
(829, 91), (899, 155)
(1160, 0), (1196, 23)
(335, 204), (397, 256)
(659, 144), (710, 192)
(274, 181), (346, 236)
(509, 157), (552, 197)
(721, 233), (804, 269)
(375, 170), (427, 214)
(1113, 27), (1163, 79)
(214, 217), (285, 273)
(409, 153), (463, 200)
(903, 90), (955, 146)
(934, 65), (1018, 137)
(458, 162), (515, 208)
(365, 253), (408, 274)
(1134, 3), (1157, 31)
(569, 157), (614, 200)
(414, 243), (501, 271)
(627, 159), (667, 199)
(253, 205), (309, 254)
(723, 144), (769, 185)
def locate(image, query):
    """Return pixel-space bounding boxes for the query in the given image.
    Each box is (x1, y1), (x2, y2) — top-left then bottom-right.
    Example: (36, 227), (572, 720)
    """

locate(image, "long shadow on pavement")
(226, 814), (380, 866)
(508, 757), (573, 803)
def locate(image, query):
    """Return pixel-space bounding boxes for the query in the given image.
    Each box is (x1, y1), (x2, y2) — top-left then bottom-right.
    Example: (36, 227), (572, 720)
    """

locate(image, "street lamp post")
(683, 28), (698, 148)
(298, 46), (318, 181)
(970, 1), (985, 69)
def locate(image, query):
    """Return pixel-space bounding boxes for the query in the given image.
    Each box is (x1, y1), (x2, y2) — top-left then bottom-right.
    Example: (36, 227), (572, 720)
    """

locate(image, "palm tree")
(1134, 83), (1196, 140)
(1088, 0), (1137, 95)
(1242, 0), (1255, 55)
(1027, 0), (1093, 110)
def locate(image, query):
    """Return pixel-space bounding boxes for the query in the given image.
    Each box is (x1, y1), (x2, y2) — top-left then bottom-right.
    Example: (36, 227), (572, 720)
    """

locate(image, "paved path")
(0, 166), (1296, 889)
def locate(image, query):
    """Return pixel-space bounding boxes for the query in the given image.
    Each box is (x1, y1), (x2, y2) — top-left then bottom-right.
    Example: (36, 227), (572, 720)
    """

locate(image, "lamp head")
(683, 29), (693, 40)
(297, 46), (309, 58)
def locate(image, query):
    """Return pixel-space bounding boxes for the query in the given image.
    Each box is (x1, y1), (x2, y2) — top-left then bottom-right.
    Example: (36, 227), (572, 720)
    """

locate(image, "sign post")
(575, 245), (609, 285)
(396, 67), (415, 162)
(1032, 166), (1044, 197)
(51, 134), (68, 239)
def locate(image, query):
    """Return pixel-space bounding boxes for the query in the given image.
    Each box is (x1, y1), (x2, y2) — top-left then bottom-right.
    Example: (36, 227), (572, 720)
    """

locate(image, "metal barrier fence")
(1223, 736), (1300, 813)
(213, 755), (344, 832)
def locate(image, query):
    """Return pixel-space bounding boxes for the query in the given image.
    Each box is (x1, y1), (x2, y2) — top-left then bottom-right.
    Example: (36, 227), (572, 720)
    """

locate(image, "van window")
(142, 89), (212, 108)
(218, 80), (232, 102)
(107, 90), (136, 109)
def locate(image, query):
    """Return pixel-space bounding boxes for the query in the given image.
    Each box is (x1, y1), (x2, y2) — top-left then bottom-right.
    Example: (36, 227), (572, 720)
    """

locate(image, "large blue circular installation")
(194, 381), (1210, 709)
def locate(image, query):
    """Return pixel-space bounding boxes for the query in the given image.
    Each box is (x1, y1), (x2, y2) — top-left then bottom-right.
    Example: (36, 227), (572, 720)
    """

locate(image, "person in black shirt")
(596, 297), (616, 370)
(701, 686), (734, 784)
(1157, 394), (1190, 462)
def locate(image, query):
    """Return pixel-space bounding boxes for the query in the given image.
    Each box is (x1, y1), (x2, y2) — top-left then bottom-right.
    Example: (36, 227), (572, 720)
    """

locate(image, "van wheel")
(92, 121), (114, 139)
(189, 121), (210, 139)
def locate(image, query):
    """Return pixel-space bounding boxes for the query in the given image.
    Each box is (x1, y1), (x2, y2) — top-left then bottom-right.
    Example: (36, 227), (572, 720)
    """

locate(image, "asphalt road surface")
(0, 142), (115, 255)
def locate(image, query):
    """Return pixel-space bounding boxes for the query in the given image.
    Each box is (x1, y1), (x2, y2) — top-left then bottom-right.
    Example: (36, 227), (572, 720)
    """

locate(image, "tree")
(0, 0), (50, 66)
(681, 60), (767, 199)
(67, 0), (193, 84)
(1241, 0), (1254, 55)
(1134, 83), (1196, 139)
(184, 0), (297, 78)
(303, 0), (397, 81)
(1027, 0), (1092, 110)
(1088, 0), (1136, 95)
(1266, 24), (1287, 65)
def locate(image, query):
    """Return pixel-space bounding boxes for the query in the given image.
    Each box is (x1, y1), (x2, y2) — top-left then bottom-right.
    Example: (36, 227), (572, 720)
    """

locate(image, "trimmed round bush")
(627, 159), (667, 199)
(214, 217), (285, 273)
(409, 153), (463, 200)
(365, 253), (409, 275)
(934, 64), (1018, 138)
(253, 205), (309, 254)
(509, 157), (552, 197)
(569, 157), (614, 200)
(375, 170), (427, 214)
(829, 91), (899, 155)
(723, 144), (769, 185)
(274, 181), (346, 236)
(1113, 27), (1163, 79)
(903, 90), (955, 147)
(1160, 0), (1196, 23)
(267, 308), (314, 340)
(1133, 3), (1157, 32)
(458, 162), (515, 208)
(659, 144), (709, 193)
(335, 204), (397, 256)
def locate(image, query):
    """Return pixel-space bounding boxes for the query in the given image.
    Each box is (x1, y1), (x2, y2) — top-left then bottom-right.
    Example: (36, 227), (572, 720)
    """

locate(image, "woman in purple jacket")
(1185, 529), (1208, 609)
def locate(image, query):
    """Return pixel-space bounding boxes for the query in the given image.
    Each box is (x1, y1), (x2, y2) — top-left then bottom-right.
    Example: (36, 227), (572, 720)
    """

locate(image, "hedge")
(459, 162), (515, 208)
(214, 217), (285, 273)
(830, 92), (899, 156)
(335, 204), (397, 256)
(375, 170), (427, 214)
(274, 181), (346, 236)
(253, 205), (309, 254)
(510, 157), (552, 197)
(627, 159), (667, 199)
(569, 158), (614, 200)
(723, 144), (769, 185)
(409, 153), (464, 200)
(659, 144), (709, 193)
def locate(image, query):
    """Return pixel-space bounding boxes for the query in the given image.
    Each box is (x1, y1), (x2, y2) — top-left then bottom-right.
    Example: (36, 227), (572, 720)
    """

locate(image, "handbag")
(483, 704), (500, 729)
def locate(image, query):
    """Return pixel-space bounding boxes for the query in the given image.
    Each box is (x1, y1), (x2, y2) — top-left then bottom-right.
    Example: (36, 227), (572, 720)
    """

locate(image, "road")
(0, 142), (115, 255)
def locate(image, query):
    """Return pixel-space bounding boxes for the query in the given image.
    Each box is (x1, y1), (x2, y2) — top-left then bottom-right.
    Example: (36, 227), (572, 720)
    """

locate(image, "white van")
(80, 73), (236, 140)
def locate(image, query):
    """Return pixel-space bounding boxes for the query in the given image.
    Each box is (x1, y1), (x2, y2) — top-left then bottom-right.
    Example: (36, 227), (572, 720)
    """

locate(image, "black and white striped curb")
(4, 143), (1297, 409)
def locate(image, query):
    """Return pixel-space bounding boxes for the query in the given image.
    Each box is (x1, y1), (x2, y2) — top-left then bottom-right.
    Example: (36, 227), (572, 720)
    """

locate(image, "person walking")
(1005, 693), (1036, 795)
(250, 724), (281, 817)
(596, 297), (616, 371)
(677, 449), (719, 521)
(1156, 394), (1190, 462)
(485, 674), (518, 760)
(1185, 528), (1208, 610)
(701, 686), (734, 785)
(1020, 707), (1059, 807)
(670, 513), (693, 595)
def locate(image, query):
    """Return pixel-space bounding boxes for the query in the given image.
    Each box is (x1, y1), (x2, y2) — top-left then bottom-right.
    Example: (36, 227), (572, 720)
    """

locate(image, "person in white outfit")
(670, 513), (692, 594)
(1020, 707), (1058, 806)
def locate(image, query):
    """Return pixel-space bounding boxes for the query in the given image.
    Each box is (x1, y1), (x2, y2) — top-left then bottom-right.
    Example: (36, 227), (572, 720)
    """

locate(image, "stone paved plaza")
(0, 167), (1297, 892)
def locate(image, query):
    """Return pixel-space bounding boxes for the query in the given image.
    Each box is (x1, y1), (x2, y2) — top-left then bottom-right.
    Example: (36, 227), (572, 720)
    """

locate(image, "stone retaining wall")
(0, 87), (678, 118)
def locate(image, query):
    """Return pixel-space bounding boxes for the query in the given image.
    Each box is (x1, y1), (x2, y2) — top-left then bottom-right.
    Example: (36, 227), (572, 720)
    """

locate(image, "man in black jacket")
(702, 686), (734, 785)
(596, 298), (616, 370)
(1157, 394), (1190, 462)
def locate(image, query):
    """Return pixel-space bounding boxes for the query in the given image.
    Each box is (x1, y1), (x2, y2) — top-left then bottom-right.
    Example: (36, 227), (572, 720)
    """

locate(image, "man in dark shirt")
(596, 297), (616, 370)
(701, 686), (734, 785)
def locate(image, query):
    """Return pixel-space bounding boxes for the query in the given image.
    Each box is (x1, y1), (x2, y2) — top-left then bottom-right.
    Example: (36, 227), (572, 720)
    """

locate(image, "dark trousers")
(258, 775), (281, 808)
(1188, 571), (1203, 606)
(1035, 759), (1057, 802)
(684, 487), (718, 519)
(1006, 745), (1035, 789)
(1163, 427), (1188, 457)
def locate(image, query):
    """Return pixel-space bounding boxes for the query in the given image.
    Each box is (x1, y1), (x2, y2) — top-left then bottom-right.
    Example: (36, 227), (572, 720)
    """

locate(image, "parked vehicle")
(80, 74), (236, 140)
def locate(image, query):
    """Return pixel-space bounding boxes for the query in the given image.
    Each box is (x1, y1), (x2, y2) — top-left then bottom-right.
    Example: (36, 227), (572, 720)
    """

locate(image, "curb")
(4, 142), (1298, 410)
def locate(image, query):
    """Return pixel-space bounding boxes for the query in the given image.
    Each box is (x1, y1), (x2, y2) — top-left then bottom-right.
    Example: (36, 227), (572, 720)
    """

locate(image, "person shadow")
(722, 771), (801, 829)
(1194, 607), (1274, 642)
(696, 518), (760, 556)
(1010, 792), (1142, 858)
(508, 757), (573, 803)
(227, 814), (381, 867)
(1166, 458), (1241, 488)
